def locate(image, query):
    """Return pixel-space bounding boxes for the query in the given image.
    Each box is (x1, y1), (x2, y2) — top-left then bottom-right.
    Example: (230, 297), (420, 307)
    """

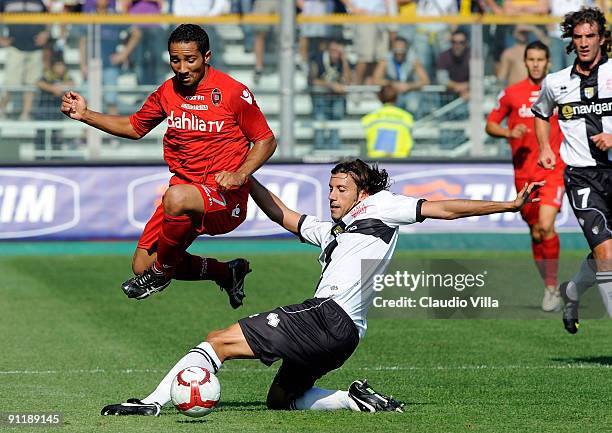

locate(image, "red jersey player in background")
(486, 40), (566, 312)
(61, 24), (276, 305)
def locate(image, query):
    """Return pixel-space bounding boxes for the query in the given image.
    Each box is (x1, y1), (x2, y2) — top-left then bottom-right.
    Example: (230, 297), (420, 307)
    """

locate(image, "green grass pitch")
(1, 244), (612, 433)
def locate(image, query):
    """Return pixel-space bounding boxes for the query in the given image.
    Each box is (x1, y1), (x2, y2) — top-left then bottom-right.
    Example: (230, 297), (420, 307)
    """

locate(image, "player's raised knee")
(204, 329), (230, 358)
(162, 185), (192, 216)
(530, 224), (542, 242)
(205, 329), (224, 345)
(538, 222), (555, 239)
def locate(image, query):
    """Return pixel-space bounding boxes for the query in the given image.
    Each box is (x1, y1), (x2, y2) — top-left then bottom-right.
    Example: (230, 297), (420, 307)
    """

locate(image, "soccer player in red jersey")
(60, 24), (276, 305)
(486, 40), (566, 312)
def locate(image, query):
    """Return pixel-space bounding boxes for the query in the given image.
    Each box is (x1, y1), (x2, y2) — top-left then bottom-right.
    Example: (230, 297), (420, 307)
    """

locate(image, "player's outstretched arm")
(249, 175), (301, 234)
(421, 181), (543, 220)
(60, 90), (141, 139)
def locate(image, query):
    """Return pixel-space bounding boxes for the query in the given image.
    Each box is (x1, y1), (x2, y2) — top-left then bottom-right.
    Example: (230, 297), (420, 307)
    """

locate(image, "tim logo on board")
(390, 165), (573, 232)
(0, 170), (80, 239)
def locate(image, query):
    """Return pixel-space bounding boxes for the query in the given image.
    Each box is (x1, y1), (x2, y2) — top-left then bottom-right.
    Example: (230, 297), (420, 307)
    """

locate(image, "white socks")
(292, 387), (360, 411)
(141, 342), (222, 406)
(566, 254), (597, 301)
(596, 271), (612, 318)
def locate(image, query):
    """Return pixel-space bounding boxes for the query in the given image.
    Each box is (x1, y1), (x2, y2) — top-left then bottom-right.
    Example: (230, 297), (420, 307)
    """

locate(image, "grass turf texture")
(1, 247), (612, 432)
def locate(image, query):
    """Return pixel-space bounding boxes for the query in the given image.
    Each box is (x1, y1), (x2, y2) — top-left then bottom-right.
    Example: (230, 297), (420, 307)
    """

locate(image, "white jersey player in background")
(101, 159), (542, 416)
(532, 6), (612, 334)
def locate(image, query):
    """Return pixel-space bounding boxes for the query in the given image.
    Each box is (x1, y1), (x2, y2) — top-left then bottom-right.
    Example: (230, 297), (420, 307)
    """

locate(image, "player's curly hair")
(561, 7), (611, 55)
(168, 24), (210, 55)
(331, 159), (391, 195)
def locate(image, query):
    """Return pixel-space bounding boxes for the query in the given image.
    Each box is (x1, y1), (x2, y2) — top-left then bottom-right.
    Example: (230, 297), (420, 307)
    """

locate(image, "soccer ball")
(170, 366), (220, 417)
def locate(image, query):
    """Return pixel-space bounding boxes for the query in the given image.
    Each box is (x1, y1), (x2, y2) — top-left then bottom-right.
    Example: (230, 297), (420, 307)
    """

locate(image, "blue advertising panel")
(0, 164), (579, 240)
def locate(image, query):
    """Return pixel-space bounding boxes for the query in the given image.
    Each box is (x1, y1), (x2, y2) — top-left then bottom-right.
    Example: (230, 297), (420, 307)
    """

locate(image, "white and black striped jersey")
(297, 190), (425, 338)
(532, 56), (612, 168)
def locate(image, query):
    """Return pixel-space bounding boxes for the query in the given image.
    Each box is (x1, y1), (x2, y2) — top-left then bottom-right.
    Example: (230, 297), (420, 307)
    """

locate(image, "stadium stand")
(0, 7), (572, 162)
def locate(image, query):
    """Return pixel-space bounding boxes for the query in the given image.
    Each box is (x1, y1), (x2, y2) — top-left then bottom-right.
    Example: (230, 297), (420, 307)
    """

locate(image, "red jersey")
(487, 78), (564, 178)
(130, 67), (273, 185)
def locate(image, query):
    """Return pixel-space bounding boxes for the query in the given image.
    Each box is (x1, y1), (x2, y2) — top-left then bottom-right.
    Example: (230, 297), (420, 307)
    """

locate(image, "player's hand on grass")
(590, 132), (612, 151)
(60, 90), (87, 121)
(537, 146), (556, 170)
(215, 171), (247, 192)
(509, 124), (529, 139)
(513, 181), (544, 210)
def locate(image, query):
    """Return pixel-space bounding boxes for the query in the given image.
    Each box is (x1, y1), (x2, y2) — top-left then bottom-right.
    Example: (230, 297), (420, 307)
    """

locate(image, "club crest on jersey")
(211, 88), (222, 106)
(331, 222), (345, 237)
(584, 87), (595, 99)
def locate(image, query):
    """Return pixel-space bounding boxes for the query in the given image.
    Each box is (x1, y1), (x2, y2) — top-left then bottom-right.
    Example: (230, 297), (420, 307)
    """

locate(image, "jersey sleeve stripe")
(416, 199), (427, 222)
(296, 214), (308, 243)
(531, 108), (549, 120)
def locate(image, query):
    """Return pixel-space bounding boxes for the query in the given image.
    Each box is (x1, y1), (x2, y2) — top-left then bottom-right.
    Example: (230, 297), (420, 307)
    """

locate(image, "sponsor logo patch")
(561, 104), (574, 120)
(266, 313), (280, 327)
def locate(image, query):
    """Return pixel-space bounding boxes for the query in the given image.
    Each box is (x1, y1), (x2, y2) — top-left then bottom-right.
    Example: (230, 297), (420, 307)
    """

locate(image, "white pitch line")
(1, 364), (612, 375)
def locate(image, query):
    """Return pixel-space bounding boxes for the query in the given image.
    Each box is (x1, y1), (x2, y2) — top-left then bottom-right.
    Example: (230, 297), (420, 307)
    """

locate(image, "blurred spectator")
(479, 0), (503, 14)
(172, 0), (229, 15)
(502, 0), (548, 14)
(128, 0), (168, 85)
(309, 39), (351, 149)
(234, 0), (255, 53)
(361, 84), (414, 158)
(396, 0), (416, 42)
(436, 29), (470, 100)
(83, 0), (117, 9)
(297, 0), (342, 70)
(252, 0), (279, 84)
(79, 0), (142, 115)
(63, 0), (83, 12)
(548, 0), (597, 71)
(34, 52), (74, 158)
(485, 0), (548, 68)
(412, 0), (458, 81)
(341, 0), (397, 84)
(480, 1), (510, 72)
(0, 0), (49, 120)
(497, 24), (548, 86)
(172, 1), (230, 70)
(371, 36), (429, 114)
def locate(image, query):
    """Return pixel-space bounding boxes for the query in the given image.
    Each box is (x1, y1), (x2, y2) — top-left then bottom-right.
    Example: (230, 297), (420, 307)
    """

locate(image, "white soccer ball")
(170, 366), (220, 417)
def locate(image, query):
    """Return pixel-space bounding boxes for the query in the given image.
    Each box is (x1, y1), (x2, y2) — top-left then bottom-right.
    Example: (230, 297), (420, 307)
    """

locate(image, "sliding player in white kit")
(101, 159), (542, 416)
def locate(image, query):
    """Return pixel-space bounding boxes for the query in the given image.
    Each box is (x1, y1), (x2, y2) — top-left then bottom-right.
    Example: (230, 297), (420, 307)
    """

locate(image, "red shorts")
(137, 180), (249, 251)
(515, 170), (564, 226)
